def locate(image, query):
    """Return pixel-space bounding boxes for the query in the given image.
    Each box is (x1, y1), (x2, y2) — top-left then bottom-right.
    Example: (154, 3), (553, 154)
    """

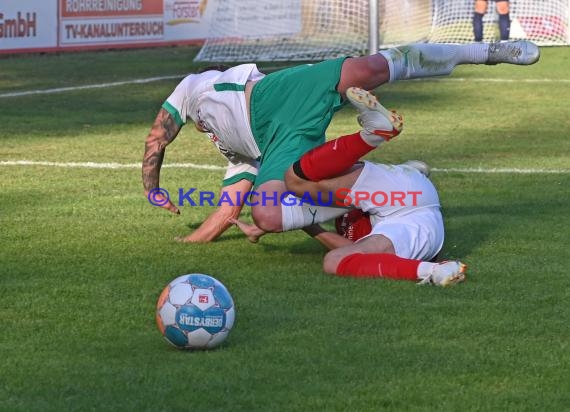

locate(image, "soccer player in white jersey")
(233, 87), (466, 286)
(239, 157), (465, 286)
(142, 40), (540, 242)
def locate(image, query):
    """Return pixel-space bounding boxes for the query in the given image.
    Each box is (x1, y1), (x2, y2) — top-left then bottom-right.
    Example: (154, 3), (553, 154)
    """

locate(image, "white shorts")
(360, 208), (444, 261)
(351, 162), (444, 261)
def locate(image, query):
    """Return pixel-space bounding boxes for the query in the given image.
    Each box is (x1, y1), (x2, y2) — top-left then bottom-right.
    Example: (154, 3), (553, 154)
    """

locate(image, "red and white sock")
(336, 253), (436, 281)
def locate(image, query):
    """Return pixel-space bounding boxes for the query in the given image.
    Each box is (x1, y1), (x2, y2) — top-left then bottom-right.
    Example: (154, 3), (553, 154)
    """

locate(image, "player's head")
(335, 209), (372, 242)
(194, 122), (208, 133)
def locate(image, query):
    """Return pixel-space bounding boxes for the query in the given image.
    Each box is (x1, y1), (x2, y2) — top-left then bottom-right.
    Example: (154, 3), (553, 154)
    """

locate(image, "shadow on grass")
(276, 193), (568, 264)
(440, 194), (568, 259)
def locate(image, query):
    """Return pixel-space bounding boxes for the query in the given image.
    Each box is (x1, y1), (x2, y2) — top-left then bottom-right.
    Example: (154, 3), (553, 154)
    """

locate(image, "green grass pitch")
(1, 46), (569, 411)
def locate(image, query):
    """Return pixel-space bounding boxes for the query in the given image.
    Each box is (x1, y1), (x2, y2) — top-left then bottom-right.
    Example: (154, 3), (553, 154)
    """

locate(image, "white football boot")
(403, 160), (431, 178)
(486, 40), (540, 65)
(419, 261), (467, 287)
(346, 87), (403, 142)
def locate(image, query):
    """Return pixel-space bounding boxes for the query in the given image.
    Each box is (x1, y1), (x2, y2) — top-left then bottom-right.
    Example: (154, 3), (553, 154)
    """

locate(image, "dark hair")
(198, 64), (231, 73)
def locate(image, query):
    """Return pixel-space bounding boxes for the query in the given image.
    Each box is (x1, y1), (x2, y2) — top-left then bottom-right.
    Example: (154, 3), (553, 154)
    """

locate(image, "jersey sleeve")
(222, 158), (259, 187)
(161, 71), (221, 128)
(162, 80), (188, 127)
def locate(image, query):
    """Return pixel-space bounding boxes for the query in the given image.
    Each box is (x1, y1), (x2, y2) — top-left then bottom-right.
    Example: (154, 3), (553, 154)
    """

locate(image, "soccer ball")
(156, 273), (235, 350)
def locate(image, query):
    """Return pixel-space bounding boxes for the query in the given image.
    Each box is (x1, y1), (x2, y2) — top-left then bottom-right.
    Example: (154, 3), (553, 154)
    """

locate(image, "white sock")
(281, 194), (347, 232)
(359, 130), (386, 147)
(357, 111), (389, 146)
(417, 262), (435, 280)
(379, 43), (490, 82)
(360, 129), (385, 147)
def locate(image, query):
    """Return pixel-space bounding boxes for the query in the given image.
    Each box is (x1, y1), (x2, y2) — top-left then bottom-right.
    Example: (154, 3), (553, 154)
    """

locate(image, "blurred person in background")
(474, 0), (510, 42)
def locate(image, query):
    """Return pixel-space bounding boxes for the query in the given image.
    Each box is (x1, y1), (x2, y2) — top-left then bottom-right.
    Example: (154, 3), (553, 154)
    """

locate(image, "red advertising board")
(59, 0), (165, 46)
(60, 0), (163, 17)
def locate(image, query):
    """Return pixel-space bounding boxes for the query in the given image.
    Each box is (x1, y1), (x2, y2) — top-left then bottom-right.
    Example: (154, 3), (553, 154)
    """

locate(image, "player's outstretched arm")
(176, 179), (253, 243)
(142, 108), (182, 214)
(303, 224), (354, 250)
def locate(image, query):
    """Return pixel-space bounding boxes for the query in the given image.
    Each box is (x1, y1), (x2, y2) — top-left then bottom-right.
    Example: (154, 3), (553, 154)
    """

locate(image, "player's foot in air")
(346, 87), (403, 141)
(419, 261), (467, 287)
(486, 40), (540, 65)
(403, 160), (431, 178)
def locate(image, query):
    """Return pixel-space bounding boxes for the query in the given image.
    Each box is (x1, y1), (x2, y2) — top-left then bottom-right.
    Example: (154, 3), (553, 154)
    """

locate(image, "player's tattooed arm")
(142, 108), (181, 192)
(142, 108), (182, 214)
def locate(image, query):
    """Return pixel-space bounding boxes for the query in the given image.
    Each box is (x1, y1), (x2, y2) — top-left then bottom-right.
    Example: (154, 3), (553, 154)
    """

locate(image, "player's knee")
(338, 55), (389, 93)
(251, 206), (282, 233)
(323, 249), (345, 274)
(474, 0), (488, 14)
(496, 1), (509, 14)
(363, 54), (389, 77)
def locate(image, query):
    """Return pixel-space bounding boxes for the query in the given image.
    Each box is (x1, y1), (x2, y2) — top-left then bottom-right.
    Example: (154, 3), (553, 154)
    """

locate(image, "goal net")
(195, 0), (570, 62)
(430, 0), (570, 45)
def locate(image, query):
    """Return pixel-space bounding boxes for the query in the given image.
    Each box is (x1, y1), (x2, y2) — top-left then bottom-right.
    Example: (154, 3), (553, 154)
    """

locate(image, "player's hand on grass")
(229, 218), (266, 243)
(159, 198), (180, 215)
(174, 234), (201, 243)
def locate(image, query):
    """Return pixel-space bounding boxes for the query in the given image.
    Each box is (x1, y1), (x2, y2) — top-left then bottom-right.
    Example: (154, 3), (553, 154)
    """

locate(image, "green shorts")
(249, 57), (347, 188)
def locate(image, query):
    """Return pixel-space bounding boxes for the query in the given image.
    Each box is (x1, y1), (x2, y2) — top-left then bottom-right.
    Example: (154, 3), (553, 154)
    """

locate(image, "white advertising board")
(0, 0), (58, 51)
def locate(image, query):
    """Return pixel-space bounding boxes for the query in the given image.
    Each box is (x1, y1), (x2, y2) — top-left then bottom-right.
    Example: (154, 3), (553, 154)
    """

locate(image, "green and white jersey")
(162, 64), (264, 186)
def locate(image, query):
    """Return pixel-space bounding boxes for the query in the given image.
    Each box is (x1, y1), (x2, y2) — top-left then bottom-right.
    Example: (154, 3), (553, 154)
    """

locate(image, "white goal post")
(195, 0), (570, 62)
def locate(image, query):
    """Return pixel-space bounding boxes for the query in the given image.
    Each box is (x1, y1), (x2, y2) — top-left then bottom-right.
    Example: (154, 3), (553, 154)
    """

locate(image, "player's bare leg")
(249, 180), (285, 233)
(250, 179), (347, 234)
(323, 235), (396, 273)
(496, 1), (511, 41)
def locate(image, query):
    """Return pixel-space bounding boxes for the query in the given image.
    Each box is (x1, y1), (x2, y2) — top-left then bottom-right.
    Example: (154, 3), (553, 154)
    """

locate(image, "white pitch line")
(1, 75), (569, 98)
(0, 75), (184, 98)
(1, 160), (568, 174)
(431, 167), (569, 174)
(0, 160), (226, 171)
(414, 77), (570, 84)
